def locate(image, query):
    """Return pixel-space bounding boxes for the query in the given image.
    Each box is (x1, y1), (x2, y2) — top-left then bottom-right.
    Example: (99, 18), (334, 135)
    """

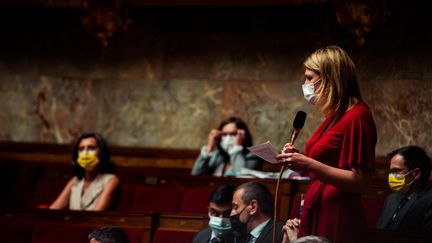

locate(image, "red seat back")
(0, 223), (34, 243)
(31, 223), (93, 243)
(152, 229), (196, 243)
(361, 196), (385, 229)
(32, 178), (69, 208)
(118, 183), (138, 211)
(122, 227), (145, 243)
(180, 187), (213, 214)
(132, 186), (185, 213)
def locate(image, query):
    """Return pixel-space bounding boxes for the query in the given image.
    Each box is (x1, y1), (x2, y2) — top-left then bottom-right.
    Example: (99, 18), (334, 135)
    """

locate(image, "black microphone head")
(293, 111), (307, 129)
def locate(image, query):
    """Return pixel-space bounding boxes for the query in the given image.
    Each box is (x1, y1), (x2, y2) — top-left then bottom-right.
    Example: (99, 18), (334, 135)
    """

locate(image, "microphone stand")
(272, 129), (300, 243)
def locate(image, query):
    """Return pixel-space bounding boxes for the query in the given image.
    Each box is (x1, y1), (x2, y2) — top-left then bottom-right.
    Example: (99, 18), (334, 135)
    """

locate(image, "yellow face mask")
(77, 154), (100, 171)
(388, 170), (414, 193)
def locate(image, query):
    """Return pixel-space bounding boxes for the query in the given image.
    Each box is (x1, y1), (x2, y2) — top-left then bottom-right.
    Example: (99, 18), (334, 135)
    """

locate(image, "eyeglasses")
(388, 169), (414, 179)
(221, 132), (237, 136)
(208, 207), (232, 218)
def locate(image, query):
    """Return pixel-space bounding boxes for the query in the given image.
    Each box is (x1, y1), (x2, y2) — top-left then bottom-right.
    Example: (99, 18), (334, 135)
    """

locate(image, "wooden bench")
(0, 207), (208, 243)
(1, 207), (431, 243)
(0, 141), (394, 224)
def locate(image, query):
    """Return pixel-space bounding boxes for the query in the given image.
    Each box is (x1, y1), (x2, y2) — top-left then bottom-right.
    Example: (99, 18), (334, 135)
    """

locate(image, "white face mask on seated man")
(208, 215), (233, 239)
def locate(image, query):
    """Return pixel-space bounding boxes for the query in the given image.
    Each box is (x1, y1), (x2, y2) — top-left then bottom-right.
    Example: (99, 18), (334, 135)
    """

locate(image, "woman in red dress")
(277, 46), (377, 243)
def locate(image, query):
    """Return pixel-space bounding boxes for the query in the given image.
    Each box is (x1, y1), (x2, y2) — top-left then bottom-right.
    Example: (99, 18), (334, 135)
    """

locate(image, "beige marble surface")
(0, 3), (431, 157)
(4, 69), (432, 157)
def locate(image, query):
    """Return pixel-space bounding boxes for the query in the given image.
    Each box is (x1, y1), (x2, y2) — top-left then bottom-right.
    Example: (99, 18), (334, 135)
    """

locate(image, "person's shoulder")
(386, 192), (403, 201)
(346, 103), (373, 116)
(341, 103), (375, 125)
(69, 176), (80, 185)
(417, 188), (432, 201)
(267, 219), (284, 241)
(192, 227), (211, 242)
(97, 173), (120, 186)
(261, 218), (283, 231)
(99, 173), (117, 179)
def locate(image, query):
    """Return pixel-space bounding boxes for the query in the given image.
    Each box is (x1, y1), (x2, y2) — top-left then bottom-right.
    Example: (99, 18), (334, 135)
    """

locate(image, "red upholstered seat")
(152, 229), (196, 243)
(122, 227), (145, 243)
(180, 187), (213, 214)
(361, 196), (385, 229)
(31, 223), (94, 243)
(118, 182), (138, 211)
(0, 223), (34, 243)
(132, 185), (185, 213)
(32, 178), (69, 208)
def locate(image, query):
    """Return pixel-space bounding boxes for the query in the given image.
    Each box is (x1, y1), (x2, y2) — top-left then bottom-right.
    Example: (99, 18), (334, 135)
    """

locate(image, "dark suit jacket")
(376, 187), (432, 231)
(192, 227), (235, 243)
(193, 227), (212, 243)
(192, 219), (283, 243)
(254, 219), (284, 243)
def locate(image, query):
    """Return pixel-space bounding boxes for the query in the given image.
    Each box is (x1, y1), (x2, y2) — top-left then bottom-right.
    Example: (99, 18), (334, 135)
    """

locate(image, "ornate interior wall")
(0, 1), (431, 156)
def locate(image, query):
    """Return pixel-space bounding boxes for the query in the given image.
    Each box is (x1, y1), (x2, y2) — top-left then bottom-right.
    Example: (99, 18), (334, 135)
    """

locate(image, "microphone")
(272, 110), (307, 243)
(290, 110), (307, 146)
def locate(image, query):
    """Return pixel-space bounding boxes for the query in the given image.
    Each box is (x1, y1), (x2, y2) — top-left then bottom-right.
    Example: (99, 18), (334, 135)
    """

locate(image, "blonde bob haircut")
(304, 45), (363, 119)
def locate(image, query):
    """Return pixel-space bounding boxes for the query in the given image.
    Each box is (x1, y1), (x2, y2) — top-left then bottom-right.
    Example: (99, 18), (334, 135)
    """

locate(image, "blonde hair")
(304, 45), (363, 119)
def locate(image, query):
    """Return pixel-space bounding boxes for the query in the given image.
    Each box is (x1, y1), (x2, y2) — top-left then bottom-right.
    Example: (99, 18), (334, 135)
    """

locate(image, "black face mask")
(230, 206), (249, 238)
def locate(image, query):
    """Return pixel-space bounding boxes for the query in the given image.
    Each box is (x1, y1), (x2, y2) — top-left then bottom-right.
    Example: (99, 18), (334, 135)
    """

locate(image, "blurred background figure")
(192, 117), (262, 177)
(50, 133), (120, 211)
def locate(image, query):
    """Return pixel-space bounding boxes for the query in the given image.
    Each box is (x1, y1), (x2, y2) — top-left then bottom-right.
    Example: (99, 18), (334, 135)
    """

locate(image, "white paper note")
(247, 141), (280, 164)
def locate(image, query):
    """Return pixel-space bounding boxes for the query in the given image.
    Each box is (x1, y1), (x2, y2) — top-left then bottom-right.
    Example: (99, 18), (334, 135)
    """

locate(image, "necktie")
(247, 234), (255, 243)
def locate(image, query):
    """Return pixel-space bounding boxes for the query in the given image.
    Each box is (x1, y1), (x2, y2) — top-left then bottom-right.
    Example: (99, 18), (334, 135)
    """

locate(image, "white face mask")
(220, 135), (236, 152)
(208, 215), (232, 238)
(302, 79), (320, 105)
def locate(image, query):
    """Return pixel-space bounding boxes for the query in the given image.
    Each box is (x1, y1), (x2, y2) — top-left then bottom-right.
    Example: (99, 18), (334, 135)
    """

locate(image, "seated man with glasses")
(377, 145), (432, 231)
(193, 184), (236, 243)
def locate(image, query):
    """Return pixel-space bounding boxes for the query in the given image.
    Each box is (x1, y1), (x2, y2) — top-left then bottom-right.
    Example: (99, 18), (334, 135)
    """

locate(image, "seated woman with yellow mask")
(50, 133), (120, 211)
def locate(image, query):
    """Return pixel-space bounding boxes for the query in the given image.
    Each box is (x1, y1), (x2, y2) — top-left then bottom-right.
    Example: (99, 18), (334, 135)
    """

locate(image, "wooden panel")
(1, 208), (430, 243)
(0, 141), (390, 173)
(0, 208), (208, 242)
(158, 213), (208, 232)
(0, 208), (155, 243)
(0, 208), (155, 228)
(0, 141), (199, 169)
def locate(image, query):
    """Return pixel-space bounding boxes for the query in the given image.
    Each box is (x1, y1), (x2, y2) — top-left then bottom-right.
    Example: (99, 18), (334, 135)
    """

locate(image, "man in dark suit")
(193, 184), (236, 243)
(376, 145), (432, 231)
(230, 182), (283, 243)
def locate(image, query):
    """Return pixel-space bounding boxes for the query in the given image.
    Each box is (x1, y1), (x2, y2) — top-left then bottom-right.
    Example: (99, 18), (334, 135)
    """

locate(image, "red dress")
(298, 103), (377, 243)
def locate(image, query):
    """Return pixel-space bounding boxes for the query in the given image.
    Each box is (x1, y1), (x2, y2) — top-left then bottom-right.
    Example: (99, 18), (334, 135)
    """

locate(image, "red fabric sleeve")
(339, 108), (377, 171)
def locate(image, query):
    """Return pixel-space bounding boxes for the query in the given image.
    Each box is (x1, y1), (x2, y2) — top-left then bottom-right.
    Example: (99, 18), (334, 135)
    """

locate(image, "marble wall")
(0, 2), (431, 156)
